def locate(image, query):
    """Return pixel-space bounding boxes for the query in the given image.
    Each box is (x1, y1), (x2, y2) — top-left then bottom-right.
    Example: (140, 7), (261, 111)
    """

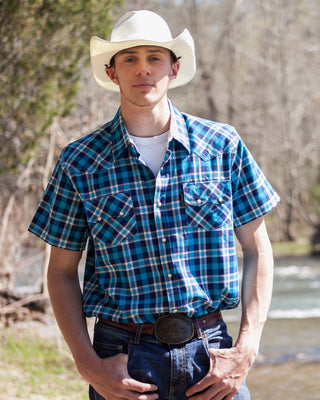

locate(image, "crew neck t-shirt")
(128, 130), (170, 176)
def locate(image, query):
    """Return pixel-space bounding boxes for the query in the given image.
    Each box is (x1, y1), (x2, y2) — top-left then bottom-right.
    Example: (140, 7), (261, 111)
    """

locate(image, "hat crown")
(111, 10), (173, 43)
(90, 10), (196, 91)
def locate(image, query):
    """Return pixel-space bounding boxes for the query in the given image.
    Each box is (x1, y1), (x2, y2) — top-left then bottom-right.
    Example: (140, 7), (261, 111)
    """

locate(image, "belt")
(99, 310), (222, 345)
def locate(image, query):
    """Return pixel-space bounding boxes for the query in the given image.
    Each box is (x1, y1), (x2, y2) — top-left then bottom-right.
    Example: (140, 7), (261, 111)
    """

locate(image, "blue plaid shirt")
(29, 101), (280, 323)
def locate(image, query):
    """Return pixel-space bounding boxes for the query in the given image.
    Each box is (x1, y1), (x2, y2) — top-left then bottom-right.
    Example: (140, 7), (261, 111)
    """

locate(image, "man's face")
(106, 46), (180, 109)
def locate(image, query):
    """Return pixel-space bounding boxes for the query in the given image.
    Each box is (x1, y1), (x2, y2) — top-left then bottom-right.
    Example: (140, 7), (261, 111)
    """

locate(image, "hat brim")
(90, 29), (196, 92)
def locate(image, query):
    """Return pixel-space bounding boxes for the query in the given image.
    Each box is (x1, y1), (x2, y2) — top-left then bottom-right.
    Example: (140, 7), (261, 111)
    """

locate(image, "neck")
(120, 97), (171, 138)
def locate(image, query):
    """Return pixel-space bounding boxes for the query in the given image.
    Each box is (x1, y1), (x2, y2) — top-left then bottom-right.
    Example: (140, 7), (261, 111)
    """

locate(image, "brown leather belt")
(99, 310), (222, 345)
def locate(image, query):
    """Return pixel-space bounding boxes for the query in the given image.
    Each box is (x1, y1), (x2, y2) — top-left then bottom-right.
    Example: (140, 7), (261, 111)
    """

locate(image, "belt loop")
(193, 318), (206, 340)
(134, 324), (143, 344)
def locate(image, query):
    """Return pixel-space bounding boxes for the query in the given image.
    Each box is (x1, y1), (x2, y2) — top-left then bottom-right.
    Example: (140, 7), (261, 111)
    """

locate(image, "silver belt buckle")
(154, 313), (194, 345)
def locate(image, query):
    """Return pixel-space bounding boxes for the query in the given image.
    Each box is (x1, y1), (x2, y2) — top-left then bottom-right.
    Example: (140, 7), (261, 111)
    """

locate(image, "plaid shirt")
(29, 101), (280, 323)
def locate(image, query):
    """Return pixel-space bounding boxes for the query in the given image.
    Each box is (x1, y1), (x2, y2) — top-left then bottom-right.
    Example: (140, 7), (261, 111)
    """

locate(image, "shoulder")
(59, 121), (114, 172)
(181, 112), (240, 158)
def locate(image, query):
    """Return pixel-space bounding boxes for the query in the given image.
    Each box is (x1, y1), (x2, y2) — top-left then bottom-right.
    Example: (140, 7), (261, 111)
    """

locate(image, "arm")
(234, 216), (274, 365)
(47, 245), (158, 400)
(186, 216), (274, 400)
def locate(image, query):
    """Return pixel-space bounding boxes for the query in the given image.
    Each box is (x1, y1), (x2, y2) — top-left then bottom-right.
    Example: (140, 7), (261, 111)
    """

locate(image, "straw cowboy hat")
(90, 10), (196, 91)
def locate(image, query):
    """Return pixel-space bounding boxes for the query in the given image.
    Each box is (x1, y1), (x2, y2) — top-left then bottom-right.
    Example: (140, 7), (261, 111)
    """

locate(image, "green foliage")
(310, 184), (320, 205)
(272, 240), (312, 257)
(0, 0), (122, 172)
(0, 328), (88, 398)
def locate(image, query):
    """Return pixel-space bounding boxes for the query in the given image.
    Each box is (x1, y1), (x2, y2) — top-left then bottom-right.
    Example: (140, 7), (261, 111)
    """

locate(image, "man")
(29, 10), (280, 400)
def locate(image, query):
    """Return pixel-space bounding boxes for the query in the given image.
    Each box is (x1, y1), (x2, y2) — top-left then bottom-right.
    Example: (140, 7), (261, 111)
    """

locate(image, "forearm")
(235, 242), (274, 365)
(47, 249), (159, 399)
(47, 258), (99, 377)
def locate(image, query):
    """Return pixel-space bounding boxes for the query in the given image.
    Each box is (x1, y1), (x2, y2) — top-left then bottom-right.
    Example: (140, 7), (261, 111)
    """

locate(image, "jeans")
(89, 318), (250, 400)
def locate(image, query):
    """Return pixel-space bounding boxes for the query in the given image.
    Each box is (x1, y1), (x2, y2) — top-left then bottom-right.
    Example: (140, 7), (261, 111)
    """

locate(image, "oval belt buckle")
(154, 313), (194, 345)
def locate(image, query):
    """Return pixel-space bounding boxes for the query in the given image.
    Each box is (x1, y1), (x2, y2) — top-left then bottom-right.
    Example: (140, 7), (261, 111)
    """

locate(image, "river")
(224, 255), (320, 400)
(15, 251), (320, 399)
(224, 255), (320, 363)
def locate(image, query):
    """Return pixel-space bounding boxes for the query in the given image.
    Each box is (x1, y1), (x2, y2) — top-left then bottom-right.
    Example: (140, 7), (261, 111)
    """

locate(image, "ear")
(169, 60), (180, 82)
(105, 67), (119, 85)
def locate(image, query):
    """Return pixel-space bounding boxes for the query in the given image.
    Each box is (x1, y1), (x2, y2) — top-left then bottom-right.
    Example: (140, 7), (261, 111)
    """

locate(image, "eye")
(124, 57), (136, 63)
(149, 55), (161, 62)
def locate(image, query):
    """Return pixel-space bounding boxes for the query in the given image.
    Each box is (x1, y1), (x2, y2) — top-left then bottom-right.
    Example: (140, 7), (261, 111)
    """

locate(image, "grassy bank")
(272, 240), (312, 257)
(1, 324), (319, 400)
(0, 327), (87, 400)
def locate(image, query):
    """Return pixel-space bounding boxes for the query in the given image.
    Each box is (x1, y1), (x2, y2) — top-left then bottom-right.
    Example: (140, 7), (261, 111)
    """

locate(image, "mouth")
(133, 82), (154, 89)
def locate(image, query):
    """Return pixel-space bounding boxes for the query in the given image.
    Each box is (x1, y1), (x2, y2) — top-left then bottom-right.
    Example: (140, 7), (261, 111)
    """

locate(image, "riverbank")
(3, 252), (319, 399)
(248, 361), (319, 400)
(1, 313), (319, 400)
(229, 317), (320, 399)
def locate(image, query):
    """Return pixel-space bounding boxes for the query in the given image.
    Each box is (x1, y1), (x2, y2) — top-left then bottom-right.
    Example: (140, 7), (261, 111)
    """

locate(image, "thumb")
(185, 368), (217, 397)
(185, 349), (219, 397)
(119, 354), (158, 393)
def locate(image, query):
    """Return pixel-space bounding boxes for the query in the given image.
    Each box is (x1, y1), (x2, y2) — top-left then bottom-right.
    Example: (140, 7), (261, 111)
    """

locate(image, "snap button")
(161, 237), (167, 243)
(157, 201), (162, 207)
(119, 211), (124, 217)
(97, 216), (102, 222)
(168, 273), (172, 279)
(196, 199), (202, 205)
(218, 197), (223, 203)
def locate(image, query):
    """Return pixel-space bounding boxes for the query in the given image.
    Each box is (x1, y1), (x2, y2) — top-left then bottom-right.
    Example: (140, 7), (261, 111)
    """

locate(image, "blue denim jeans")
(89, 318), (250, 400)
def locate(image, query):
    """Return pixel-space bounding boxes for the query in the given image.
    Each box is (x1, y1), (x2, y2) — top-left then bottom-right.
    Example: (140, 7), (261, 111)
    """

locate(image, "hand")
(185, 347), (250, 400)
(79, 352), (159, 400)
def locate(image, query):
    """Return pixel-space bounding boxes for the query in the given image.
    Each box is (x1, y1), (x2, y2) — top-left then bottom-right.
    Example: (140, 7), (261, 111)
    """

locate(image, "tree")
(165, 0), (320, 243)
(245, 0), (320, 242)
(0, 0), (121, 173)
(0, 0), (121, 292)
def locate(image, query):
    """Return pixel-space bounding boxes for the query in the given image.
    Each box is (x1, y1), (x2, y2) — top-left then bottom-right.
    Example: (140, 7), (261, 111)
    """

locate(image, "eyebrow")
(117, 48), (169, 56)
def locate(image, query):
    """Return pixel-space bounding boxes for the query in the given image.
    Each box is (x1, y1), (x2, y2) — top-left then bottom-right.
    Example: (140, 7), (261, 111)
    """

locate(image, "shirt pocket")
(183, 181), (232, 230)
(85, 192), (137, 246)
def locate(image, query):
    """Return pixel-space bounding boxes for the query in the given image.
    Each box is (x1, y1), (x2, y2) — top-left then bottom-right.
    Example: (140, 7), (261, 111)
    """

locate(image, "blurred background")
(0, 0), (319, 399)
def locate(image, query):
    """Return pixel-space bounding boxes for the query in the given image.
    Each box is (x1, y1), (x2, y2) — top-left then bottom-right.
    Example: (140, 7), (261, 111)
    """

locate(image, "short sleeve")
(28, 154), (89, 250)
(231, 138), (280, 227)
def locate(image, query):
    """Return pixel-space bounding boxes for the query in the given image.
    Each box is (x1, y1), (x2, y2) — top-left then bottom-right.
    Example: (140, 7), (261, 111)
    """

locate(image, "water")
(12, 252), (320, 399)
(270, 256), (320, 320)
(262, 256), (320, 363)
(220, 255), (320, 399)
(224, 255), (320, 365)
(15, 251), (320, 363)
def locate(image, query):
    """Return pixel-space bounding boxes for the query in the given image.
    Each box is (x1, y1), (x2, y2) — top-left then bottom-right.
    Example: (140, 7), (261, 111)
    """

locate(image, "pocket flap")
(183, 181), (231, 206)
(86, 192), (134, 222)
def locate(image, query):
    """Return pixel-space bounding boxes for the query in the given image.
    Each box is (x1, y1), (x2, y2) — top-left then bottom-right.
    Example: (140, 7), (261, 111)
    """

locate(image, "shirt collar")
(111, 101), (192, 161)
(170, 101), (223, 161)
(111, 108), (133, 161)
(168, 100), (191, 154)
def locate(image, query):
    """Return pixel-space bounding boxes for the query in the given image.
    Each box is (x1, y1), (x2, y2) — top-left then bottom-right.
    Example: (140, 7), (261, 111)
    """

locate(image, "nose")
(136, 59), (151, 77)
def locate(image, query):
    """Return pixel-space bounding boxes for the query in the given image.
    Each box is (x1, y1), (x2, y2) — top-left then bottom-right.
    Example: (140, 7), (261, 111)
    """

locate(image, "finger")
(186, 386), (225, 400)
(136, 393), (159, 400)
(94, 381), (159, 400)
(122, 377), (158, 394)
(222, 393), (235, 400)
(186, 373), (217, 397)
(194, 390), (230, 400)
(117, 353), (158, 393)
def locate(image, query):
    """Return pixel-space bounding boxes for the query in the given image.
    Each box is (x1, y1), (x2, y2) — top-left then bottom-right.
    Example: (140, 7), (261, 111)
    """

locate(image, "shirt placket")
(153, 150), (181, 314)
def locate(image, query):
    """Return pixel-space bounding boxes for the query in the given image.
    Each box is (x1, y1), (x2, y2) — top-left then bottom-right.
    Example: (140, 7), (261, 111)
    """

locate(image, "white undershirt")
(128, 130), (170, 176)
